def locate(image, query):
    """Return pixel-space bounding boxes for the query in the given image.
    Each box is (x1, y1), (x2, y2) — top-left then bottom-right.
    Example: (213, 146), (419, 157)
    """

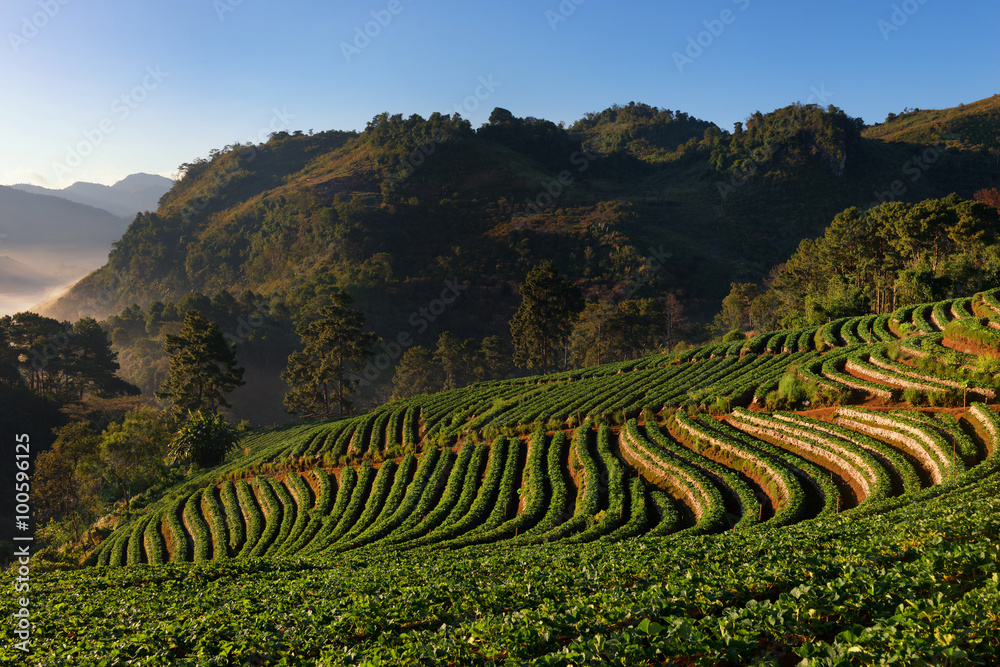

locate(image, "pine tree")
(156, 310), (245, 414)
(510, 261), (584, 372)
(64, 318), (126, 399)
(282, 292), (377, 416)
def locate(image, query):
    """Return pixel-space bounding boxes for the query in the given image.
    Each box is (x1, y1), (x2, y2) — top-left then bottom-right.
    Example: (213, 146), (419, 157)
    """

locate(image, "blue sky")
(1, 0), (997, 188)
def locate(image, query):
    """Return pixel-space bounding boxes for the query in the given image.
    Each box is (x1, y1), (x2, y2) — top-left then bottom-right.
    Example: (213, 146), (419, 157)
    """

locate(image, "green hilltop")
(45, 98), (1000, 330)
(862, 94), (1000, 152)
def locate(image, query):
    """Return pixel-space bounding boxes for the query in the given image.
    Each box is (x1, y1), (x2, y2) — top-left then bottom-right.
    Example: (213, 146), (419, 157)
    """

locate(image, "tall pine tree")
(282, 291), (377, 416)
(510, 261), (583, 372)
(156, 310), (245, 414)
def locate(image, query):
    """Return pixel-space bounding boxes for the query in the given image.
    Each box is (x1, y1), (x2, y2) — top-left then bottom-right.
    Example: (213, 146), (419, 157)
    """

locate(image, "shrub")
(928, 389), (961, 408)
(722, 329), (744, 343)
(168, 411), (239, 468)
(708, 397), (731, 415)
(777, 372), (807, 406)
(903, 387), (927, 406)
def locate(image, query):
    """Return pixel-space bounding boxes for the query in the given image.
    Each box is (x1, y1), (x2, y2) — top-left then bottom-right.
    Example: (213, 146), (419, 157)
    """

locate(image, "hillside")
(863, 94), (1000, 153)
(43, 100), (1000, 335)
(0, 255), (48, 293)
(11, 287), (1000, 664)
(0, 185), (134, 315)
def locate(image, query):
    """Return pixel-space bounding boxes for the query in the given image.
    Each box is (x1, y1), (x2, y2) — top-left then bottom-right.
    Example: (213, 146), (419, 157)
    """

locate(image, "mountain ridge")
(10, 172), (174, 218)
(39, 97), (1000, 334)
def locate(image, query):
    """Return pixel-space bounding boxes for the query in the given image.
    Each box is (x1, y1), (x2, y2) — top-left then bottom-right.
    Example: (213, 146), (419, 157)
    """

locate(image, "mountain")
(42, 99), (1000, 331)
(0, 185), (135, 316)
(0, 185), (131, 249)
(11, 172), (174, 218)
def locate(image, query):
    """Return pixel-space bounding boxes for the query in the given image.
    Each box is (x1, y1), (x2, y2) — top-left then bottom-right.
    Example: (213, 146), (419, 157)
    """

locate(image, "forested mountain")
(45, 99), (1000, 324)
(29, 98), (999, 422)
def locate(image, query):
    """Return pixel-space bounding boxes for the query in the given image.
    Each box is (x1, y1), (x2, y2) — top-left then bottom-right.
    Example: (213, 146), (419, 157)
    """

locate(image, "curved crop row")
(730, 408), (885, 508)
(620, 420), (726, 533)
(772, 413), (923, 495)
(835, 408), (956, 484)
(673, 410), (803, 527)
(648, 420), (761, 530)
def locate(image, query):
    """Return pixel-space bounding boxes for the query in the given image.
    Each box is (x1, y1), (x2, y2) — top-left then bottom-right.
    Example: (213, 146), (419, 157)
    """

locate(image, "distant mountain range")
(11, 173), (174, 218)
(0, 185), (130, 253)
(0, 174), (173, 315)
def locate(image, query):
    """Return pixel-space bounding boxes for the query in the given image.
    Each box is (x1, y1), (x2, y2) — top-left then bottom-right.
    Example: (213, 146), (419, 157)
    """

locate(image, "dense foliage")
(740, 194), (1000, 329)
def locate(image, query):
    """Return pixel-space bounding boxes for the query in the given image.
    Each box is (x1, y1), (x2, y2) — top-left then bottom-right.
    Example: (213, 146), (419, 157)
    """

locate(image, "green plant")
(168, 411), (239, 468)
(903, 387), (927, 406)
(777, 371), (807, 405)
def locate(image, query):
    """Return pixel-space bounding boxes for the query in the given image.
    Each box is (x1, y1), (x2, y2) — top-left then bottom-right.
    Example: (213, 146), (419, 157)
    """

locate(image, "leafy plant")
(169, 410), (240, 468)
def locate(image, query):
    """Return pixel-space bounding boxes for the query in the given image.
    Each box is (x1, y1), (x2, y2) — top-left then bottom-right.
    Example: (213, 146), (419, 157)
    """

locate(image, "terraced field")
(85, 290), (1000, 567)
(10, 289), (1000, 664)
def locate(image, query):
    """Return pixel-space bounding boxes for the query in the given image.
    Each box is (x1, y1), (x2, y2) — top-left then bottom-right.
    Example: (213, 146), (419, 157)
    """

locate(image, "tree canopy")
(511, 262), (584, 372)
(730, 194), (1000, 329)
(156, 310), (245, 414)
(282, 291), (377, 416)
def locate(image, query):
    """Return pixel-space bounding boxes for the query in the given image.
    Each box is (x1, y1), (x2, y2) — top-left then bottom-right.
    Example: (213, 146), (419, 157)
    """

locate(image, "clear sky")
(1, 0), (997, 188)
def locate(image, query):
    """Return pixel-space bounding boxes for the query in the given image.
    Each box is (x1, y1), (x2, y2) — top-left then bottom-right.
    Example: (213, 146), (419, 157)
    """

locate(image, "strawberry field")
(7, 289), (1000, 664)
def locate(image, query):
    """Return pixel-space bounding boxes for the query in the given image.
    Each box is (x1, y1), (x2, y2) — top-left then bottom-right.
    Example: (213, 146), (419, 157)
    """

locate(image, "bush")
(928, 389), (961, 408)
(722, 329), (744, 343)
(708, 397), (731, 415)
(903, 387), (927, 406)
(168, 411), (239, 468)
(809, 386), (851, 408)
(777, 372), (808, 406)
